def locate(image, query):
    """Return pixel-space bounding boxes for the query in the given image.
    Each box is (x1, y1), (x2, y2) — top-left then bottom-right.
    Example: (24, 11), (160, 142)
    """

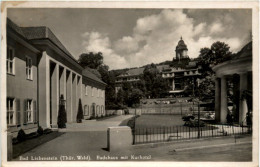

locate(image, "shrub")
(17, 129), (26, 142)
(43, 128), (52, 134)
(58, 103), (67, 128)
(76, 99), (84, 123)
(37, 126), (44, 135)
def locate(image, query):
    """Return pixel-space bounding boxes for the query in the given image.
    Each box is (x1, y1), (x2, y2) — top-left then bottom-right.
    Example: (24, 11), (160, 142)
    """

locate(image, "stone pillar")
(215, 78), (221, 122)
(220, 76), (227, 123)
(239, 72), (248, 125)
(50, 62), (59, 127)
(72, 73), (77, 122)
(66, 70), (72, 123)
(172, 79), (175, 90)
(38, 52), (50, 128)
(59, 66), (66, 100)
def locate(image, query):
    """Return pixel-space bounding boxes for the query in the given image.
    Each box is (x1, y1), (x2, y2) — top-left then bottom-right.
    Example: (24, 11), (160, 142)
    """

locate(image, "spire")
(180, 36), (182, 40)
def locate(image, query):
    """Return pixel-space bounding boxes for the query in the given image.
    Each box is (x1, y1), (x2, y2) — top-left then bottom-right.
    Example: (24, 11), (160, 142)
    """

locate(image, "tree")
(58, 95), (67, 128)
(197, 41), (233, 101)
(128, 88), (143, 107)
(143, 63), (170, 98)
(76, 99), (84, 123)
(151, 75), (170, 98)
(78, 52), (103, 69)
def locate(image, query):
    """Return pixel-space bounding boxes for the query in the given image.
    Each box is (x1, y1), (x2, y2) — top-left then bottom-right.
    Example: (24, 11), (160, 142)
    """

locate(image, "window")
(85, 85), (88, 96)
(7, 47), (15, 74)
(84, 105), (89, 116)
(25, 99), (33, 123)
(7, 98), (15, 125)
(101, 105), (104, 115)
(91, 87), (94, 97)
(26, 57), (33, 80)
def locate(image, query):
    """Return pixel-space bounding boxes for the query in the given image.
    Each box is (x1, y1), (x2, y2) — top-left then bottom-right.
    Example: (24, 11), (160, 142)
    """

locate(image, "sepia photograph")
(1, 1), (259, 167)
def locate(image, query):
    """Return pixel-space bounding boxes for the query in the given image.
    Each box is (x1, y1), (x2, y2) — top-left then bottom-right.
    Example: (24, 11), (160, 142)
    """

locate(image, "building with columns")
(212, 41), (252, 124)
(114, 37), (201, 96)
(6, 18), (106, 136)
(162, 37), (201, 95)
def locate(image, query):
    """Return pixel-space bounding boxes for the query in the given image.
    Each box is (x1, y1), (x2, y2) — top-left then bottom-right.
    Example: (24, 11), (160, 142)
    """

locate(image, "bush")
(37, 126), (44, 135)
(58, 104), (67, 128)
(76, 99), (84, 123)
(43, 128), (52, 134)
(17, 129), (27, 142)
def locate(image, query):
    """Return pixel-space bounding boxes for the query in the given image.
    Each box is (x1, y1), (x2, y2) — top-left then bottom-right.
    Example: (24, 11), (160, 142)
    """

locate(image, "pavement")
(14, 115), (252, 162)
(60, 115), (133, 132)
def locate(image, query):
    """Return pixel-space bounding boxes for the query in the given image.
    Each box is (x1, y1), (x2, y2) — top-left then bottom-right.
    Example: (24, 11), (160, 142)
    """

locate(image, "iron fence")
(132, 124), (252, 144)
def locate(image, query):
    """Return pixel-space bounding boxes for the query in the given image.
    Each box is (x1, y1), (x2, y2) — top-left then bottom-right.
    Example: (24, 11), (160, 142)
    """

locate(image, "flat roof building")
(6, 18), (106, 137)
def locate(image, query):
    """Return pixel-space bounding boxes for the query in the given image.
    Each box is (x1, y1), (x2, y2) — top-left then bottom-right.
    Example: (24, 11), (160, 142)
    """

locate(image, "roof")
(176, 37), (188, 51)
(7, 18), (79, 65)
(82, 68), (106, 85)
(118, 67), (145, 77)
(157, 64), (170, 72)
(233, 41), (252, 59)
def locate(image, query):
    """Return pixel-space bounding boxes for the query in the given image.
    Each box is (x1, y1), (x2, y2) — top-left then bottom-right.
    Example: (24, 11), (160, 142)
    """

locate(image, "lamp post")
(193, 98), (200, 138)
(198, 100), (200, 138)
(180, 100), (183, 116)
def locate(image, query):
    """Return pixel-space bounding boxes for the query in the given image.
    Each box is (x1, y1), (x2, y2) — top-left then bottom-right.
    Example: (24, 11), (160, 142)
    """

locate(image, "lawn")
(135, 115), (184, 128)
(125, 115), (218, 135)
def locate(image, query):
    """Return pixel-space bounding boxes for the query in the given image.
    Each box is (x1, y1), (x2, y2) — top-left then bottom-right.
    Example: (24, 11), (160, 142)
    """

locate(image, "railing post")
(212, 126), (214, 137)
(146, 128), (148, 142)
(189, 126), (190, 139)
(132, 128), (135, 145)
(177, 127), (178, 140)
(163, 127), (165, 141)
(200, 127), (202, 138)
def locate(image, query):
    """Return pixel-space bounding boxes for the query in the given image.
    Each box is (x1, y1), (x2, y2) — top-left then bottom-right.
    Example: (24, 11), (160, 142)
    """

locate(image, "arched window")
(84, 105), (89, 116)
(101, 105), (104, 115)
(96, 105), (100, 115)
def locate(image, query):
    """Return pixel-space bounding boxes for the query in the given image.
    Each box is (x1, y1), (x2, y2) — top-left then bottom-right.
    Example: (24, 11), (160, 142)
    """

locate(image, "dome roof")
(176, 37), (188, 51)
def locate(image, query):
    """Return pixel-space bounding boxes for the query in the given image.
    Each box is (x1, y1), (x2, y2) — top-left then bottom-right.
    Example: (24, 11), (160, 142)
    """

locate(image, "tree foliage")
(197, 41), (233, 100)
(76, 98), (84, 123)
(78, 52), (103, 69)
(143, 63), (170, 98)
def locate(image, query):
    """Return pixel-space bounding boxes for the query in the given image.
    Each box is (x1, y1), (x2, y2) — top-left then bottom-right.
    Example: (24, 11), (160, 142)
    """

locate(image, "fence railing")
(132, 124), (252, 144)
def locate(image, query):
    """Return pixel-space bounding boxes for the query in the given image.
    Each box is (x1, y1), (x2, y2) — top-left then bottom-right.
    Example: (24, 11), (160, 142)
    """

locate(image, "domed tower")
(175, 37), (188, 61)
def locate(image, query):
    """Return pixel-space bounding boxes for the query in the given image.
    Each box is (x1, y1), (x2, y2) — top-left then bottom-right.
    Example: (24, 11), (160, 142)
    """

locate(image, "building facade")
(213, 42), (252, 124)
(115, 37), (201, 96)
(6, 18), (106, 136)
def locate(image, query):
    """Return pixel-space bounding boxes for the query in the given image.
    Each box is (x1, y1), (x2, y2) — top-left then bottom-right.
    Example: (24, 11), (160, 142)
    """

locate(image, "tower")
(175, 37), (188, 61)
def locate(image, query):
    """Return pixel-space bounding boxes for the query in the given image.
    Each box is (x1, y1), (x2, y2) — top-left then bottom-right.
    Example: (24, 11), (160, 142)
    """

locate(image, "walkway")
(60, 115), (133, 132)
(14, 133), (252, 161)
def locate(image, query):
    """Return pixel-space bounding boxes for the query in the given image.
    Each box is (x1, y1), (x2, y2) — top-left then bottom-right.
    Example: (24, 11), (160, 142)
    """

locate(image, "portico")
(213, 42), (252, 125)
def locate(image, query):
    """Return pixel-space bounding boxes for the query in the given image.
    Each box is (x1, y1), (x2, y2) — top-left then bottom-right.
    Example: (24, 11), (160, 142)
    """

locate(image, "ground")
(135, 115), (185, 128)
(13, 115), (253, 162)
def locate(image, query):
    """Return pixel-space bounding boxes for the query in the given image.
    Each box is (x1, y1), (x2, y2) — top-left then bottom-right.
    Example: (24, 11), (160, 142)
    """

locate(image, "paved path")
(14, 115), (252, 161)
(61, 115), (133, 132)
(15, 131), (252, 161)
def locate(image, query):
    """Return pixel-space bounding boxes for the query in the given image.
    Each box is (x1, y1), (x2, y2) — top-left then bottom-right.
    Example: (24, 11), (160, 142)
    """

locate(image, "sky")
(8, 8), (252, 70)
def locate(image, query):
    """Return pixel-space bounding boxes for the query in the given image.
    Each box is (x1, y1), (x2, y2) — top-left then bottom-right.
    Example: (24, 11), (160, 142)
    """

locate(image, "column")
(239, 72), (248, 125)
(59, 66), (66, 99)
(50, 62), (59, 127)
(172, 79), (175, 90)
(220, 76), (227, 123)
(215, 78), (221, 122)
(72, 73), (77, 122)
(66, 70), (72, 123)
(38, 51), (50, 128)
